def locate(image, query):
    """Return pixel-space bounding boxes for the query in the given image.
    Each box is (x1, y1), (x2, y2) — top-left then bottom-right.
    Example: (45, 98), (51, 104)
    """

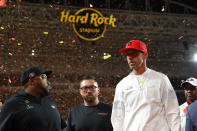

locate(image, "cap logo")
(128, 41), (132, 46)
(188, 78), (194, 81)
(29, 72), (35, 78)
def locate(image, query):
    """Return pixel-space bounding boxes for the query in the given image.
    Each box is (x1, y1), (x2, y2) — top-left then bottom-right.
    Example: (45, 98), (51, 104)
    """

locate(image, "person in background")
(179, 77), (197, 131)
(185, 97), (197, 131)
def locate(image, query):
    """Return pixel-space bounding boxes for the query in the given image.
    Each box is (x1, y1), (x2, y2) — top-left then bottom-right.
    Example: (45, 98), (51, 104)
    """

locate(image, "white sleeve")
(161, 75), (181, 131)
(111, 84), (125, 131)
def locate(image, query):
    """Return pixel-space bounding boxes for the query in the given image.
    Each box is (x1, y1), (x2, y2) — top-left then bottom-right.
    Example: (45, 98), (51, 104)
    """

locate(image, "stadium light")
(193, 53), (197, 61)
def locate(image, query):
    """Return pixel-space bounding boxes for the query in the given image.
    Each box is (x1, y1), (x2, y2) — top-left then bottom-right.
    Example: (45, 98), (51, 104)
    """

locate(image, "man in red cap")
(111, 40), (181, 131)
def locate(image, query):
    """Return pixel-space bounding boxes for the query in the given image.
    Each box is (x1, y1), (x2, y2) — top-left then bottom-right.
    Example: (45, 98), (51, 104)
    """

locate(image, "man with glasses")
(0, 66), (66, 131)
(111, 40), (180, 131)
(65, 75), (113, 131)
(179, 77), (197, 131)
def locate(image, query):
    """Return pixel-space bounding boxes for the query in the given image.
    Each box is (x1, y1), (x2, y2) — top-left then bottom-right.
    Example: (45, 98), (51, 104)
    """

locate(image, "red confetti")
(178, 36), (184, 40)
(8, 78), (12, 83)
(11, 37), (15, 41)
(72, 40), (76, 43)
(0, 65), (3, 69)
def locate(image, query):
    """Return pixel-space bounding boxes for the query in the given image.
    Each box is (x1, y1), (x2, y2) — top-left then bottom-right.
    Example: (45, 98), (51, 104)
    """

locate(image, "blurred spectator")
(179, 77), (197, 131)
(185, 100), (197, 131)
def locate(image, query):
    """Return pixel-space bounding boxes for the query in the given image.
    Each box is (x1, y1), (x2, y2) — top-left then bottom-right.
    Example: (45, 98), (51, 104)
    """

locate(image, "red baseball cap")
(119, 40), (148, 55)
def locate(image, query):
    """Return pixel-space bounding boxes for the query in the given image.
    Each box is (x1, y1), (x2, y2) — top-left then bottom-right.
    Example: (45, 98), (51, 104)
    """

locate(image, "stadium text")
(60, 11), (116, 28)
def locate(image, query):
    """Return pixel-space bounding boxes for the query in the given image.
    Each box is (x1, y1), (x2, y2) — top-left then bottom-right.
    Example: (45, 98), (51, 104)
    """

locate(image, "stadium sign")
(60, 8), (116, 41)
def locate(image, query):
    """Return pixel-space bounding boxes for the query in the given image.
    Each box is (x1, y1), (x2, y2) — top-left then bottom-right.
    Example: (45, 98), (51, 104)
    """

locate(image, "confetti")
(8, 78), (12, 83)
(43, 32), (48, 35)
(67, 65), (71, 68)
(8, 52), (13, 56)
(31, 50), (35, 56)
(72, 40), (76, 43)
(90, 4), (93, 7)
(103, 54), (111, 60)
(59, 41), (64, 44)
(11, 37), (15, 41)
(161, 6), (165, 12)
(178, 36), (184, 40)
(25, 100), (29, 104)
(0, 65), (3, 69)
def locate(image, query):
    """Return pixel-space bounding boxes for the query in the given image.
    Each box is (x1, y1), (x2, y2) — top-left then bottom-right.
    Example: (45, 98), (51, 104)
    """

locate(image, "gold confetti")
(43, 32), (48, 35)
(25, 100), (29, 104)
(104, 54), (111, 60)
(17, 43), (22, 46)
(59, 41), (64, 44)
(139, 81), (145, 83)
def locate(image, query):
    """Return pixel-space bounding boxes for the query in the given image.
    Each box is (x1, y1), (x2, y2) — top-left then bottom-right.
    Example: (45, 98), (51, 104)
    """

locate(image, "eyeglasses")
(40, 74), (47, 79)
(80, 85), (98, 92)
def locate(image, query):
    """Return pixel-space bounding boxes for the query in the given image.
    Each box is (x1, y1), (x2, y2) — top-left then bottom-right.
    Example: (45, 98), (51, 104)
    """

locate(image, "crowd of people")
(1, 0), (196, 83)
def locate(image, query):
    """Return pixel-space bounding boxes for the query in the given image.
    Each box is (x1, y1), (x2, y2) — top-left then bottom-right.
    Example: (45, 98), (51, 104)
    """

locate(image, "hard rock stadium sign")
(60, 8), (116, 41)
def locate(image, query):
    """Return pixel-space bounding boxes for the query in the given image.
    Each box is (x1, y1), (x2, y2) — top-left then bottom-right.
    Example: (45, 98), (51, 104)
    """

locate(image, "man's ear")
(79, 88), (82, 95)
(98, 88), (101, 96)
(144, 53), (148, 59)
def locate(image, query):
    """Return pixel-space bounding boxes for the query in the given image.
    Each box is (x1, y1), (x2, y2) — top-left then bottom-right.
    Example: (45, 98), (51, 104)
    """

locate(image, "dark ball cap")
(21, 66), (52, 86)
